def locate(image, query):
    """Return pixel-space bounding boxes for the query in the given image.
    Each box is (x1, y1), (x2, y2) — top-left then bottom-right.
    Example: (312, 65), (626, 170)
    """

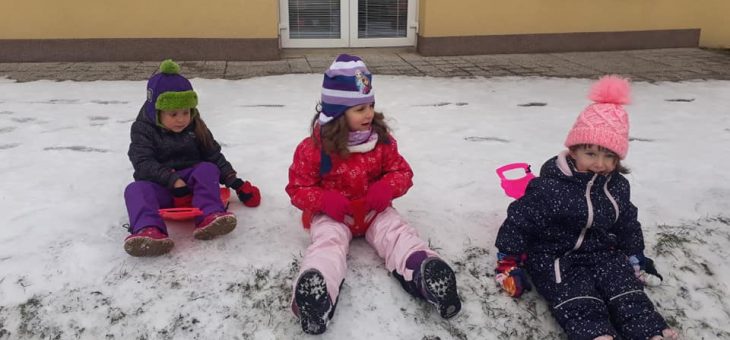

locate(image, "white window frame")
(279, 0), (417, 48)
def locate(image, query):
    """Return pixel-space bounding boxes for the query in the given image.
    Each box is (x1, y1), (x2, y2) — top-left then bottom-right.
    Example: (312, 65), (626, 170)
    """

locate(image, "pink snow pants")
(291, 207), (438, 313)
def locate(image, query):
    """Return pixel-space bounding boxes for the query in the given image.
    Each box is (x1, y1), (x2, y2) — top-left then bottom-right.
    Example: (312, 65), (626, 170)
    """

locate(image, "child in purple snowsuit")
(494, 76), (679, 340)
(123, 59), (261, 257)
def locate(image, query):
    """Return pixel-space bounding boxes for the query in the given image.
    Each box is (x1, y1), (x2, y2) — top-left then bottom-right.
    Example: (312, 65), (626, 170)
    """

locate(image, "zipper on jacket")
(554, 173), (598, 283)
(602, 175), (620, 223)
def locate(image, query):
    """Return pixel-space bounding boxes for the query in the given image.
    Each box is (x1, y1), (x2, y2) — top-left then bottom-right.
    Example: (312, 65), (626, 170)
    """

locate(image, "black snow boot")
(418, 257), (462, 318)
(294, 269), (335, 335)
(394, 251), (461, 319)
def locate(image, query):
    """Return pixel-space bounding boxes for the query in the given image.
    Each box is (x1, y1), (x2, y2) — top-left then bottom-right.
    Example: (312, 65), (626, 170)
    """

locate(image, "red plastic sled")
(158, 187), (231, 221)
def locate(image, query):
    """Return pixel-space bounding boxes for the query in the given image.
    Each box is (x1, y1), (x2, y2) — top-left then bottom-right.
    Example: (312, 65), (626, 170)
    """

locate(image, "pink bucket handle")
(496, 163), (536, 199)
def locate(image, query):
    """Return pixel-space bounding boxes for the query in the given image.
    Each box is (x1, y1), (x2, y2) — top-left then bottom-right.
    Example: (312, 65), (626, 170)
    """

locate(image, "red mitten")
(365, 180), (393, 212)
(231, 179), (261, 207)
(321, 190), (350, 222)
(171, 186), (193, 207)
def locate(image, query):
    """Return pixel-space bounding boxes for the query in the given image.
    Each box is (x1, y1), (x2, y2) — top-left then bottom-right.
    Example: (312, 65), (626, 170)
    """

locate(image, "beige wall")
(4, 0), (727, 48)
(699, 1), (730, 48)
(419, 0), (730, 48)
(0, 0), (278, 39)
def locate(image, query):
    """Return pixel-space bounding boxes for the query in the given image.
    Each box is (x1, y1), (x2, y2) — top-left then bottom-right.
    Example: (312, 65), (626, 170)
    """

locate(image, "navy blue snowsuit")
(495, 152), (669, 340)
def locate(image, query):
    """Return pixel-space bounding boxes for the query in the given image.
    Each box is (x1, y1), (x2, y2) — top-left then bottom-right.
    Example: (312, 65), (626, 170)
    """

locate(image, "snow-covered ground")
(0, 75), (729, 340)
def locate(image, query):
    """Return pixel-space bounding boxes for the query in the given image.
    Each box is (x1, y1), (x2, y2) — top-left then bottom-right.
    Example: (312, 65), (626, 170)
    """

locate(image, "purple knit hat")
(319, 54), (374, 124)
(144, 59), (198, 123)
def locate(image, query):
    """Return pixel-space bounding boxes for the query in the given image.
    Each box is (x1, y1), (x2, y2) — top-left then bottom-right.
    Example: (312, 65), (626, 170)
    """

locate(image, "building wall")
(698, 1), (730, 48)
(1, 0), (278, 38)
(0, 0), (280, 61)
(418, 0), (729, 55)
(2, 0), (728, 61)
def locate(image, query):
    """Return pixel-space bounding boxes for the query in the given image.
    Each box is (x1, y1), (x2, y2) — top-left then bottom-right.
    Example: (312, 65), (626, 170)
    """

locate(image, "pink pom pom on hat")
(564, 75), (632, 159)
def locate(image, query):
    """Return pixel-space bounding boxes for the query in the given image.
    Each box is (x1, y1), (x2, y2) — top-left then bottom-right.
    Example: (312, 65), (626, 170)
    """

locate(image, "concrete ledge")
(417, 29), (700, 56)
(0, 38), (280, 62)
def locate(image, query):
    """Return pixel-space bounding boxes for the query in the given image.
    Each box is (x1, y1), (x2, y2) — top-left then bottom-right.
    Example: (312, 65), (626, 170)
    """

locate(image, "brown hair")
(191, 109), (214, 150)
(157, 108), (214, 150)
(310, 104), (391, 158)
(568, 144), (630, 174)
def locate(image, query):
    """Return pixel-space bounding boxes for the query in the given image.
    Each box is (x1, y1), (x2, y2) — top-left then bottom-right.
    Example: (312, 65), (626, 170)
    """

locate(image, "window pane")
(289, 0), (341, 39)
(358, 0), (408, 38)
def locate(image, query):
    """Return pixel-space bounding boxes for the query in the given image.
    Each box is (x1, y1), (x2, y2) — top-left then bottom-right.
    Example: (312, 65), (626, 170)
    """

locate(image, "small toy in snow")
(496, 163), (535, 199)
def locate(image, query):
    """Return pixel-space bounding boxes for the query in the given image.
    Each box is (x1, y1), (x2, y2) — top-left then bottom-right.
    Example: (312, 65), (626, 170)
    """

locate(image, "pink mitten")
(365, 181), (393, 212)
(321, 190), (350, 222)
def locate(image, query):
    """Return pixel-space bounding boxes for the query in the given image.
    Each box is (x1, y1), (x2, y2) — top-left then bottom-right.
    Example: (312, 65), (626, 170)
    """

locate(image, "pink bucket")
(496, 163), (535, 199)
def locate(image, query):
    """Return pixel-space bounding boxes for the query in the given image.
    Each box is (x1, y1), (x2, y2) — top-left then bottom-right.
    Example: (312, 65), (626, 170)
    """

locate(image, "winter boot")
(294, 269), (336, 335)
(395, 251), (461, 318)
(124, 226), (174, 257)
(193, 211), (237, 240)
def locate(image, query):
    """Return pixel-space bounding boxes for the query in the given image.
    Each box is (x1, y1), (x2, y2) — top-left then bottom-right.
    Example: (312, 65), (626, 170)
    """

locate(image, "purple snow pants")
(124, 162), (225, 234)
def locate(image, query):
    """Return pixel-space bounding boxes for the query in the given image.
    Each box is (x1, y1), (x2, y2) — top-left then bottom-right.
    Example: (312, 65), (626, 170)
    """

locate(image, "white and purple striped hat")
(319, 54), (374, 124)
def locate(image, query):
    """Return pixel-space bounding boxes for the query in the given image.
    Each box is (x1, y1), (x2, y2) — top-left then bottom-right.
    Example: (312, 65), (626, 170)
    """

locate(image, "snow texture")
(0, 75), (729, 339)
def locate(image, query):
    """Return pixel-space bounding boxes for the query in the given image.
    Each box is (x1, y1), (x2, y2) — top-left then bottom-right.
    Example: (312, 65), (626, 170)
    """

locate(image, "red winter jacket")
(285, 134), (413, 215)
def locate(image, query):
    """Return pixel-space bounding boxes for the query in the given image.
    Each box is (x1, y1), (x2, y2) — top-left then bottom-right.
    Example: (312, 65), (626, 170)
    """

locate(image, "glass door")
(281, 0), (348, 48)
(280, 0), (417, 48)
(350, 0), (415, 47)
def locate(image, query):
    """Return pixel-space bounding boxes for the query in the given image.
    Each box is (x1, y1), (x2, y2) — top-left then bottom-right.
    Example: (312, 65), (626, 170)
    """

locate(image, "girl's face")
(569, 144), (618, 175)
(159, 109), (191, 133)
(344, 103), (375, 131)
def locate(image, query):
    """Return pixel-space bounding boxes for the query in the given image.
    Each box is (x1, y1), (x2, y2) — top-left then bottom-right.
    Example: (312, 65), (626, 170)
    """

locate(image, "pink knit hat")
(564, 75), (631, 159)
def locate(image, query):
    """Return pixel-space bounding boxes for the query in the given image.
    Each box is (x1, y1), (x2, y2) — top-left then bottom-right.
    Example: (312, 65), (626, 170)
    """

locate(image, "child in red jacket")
(285, 54), (462, 334)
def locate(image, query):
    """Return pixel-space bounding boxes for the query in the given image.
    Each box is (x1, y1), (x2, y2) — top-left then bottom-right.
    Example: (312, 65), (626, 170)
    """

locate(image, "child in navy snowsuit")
(494, 76), (679, 340)
(123, 59), (261, 257)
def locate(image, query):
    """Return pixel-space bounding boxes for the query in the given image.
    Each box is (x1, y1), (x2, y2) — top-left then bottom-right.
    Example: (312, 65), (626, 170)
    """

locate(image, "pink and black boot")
(193, 211), (237, 240)
(124, 226), (174, 257)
